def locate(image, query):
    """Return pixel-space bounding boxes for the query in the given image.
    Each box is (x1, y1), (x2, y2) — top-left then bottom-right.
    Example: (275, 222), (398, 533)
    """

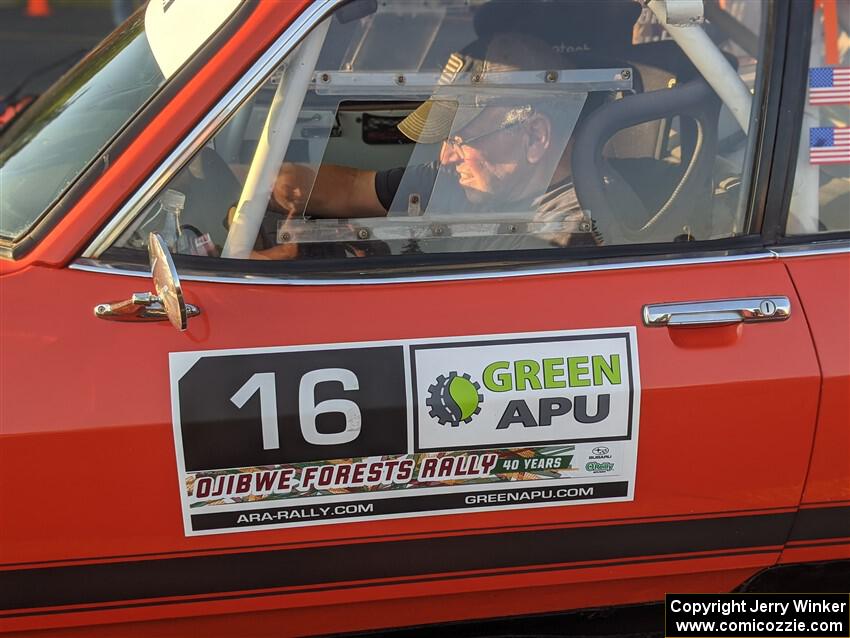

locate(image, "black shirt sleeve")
(374, 166), (408, 211)
(373, 162), (440, 213)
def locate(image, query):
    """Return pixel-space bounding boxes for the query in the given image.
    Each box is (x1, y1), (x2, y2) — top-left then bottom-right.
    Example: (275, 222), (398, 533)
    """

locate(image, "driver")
(255, 33), (602, 259)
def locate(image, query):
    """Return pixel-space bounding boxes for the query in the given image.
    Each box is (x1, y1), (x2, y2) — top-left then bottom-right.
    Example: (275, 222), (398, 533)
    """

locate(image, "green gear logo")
(426, 371), (483, 427)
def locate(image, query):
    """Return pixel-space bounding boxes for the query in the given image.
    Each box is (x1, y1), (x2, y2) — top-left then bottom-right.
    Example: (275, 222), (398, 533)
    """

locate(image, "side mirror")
(93, 233), (200, 331)
(148, 232), (193, 330)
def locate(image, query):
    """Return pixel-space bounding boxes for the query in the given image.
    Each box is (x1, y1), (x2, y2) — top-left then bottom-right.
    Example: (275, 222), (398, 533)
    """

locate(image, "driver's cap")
(397, 33), (570, 144)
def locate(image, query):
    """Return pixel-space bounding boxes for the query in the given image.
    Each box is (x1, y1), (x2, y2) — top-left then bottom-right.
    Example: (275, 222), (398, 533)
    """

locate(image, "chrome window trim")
(81, 0), (343, 259)
(771, 240), (850, 258)
(71, 249), (777, 286)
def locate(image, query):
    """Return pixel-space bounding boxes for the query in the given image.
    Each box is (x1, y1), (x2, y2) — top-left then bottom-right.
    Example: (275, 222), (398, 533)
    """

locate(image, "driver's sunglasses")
(443, 112), (533, 152)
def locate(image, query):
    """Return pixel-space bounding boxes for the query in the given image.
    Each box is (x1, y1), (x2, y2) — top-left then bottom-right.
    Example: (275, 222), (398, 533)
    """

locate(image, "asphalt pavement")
(0, 0), (115, 99)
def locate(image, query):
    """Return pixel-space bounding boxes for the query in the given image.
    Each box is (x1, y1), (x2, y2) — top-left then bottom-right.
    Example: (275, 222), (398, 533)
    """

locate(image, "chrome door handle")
(643, 296), (791, 327)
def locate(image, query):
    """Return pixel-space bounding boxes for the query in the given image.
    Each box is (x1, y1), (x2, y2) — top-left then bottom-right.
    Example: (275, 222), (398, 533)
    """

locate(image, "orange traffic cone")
(25, 0), (51, 17)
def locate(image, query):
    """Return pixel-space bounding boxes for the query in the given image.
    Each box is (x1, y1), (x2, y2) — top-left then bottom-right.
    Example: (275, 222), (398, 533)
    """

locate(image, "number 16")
(230, 369), (362, 449)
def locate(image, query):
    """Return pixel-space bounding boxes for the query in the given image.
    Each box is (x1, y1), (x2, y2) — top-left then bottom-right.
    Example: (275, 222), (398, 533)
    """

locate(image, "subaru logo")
(592, 446), (610, 455)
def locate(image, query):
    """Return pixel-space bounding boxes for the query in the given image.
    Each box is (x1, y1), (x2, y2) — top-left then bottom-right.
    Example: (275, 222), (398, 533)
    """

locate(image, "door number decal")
(170, 328), (640, 535)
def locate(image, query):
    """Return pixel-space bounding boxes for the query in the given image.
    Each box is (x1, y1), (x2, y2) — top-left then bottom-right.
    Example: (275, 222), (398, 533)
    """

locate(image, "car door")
(0, 0), (824, 634)
(774, 0), (850, 570)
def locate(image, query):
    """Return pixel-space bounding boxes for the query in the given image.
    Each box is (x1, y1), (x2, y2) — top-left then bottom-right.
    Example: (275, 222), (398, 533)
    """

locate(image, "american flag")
(809, 67), (850, 105)
(810, 127), (850, 165)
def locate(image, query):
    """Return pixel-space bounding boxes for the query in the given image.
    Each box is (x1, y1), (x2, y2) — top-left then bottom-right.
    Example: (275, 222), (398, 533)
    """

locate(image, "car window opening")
(109, 0), (773, 265)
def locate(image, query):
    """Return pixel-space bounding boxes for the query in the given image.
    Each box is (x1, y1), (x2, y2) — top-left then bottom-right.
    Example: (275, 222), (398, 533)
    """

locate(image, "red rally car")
(1, 0), (848, 635)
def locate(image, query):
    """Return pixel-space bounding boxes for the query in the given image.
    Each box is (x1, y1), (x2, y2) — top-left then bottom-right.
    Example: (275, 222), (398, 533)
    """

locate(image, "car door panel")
(0, 256), (820, 630)
(780, 252), (850, 566)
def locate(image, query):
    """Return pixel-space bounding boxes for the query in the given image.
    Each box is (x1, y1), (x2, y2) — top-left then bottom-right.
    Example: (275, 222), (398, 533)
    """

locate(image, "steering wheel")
(572, 76), (721, 244)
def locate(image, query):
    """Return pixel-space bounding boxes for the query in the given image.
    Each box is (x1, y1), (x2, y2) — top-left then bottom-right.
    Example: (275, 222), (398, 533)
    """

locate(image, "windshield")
(0, 0), (241, 243)
(0, 13), (162, 241)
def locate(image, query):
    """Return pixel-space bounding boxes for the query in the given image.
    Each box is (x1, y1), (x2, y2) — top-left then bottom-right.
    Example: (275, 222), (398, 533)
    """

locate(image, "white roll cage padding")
(221, 18), (331, 259)
(647, 0), (752, 133)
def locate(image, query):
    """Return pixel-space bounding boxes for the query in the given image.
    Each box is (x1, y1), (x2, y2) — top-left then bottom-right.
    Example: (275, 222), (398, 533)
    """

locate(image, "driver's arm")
(253, 163), (388, 260)
(272, 163), (387, 219)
